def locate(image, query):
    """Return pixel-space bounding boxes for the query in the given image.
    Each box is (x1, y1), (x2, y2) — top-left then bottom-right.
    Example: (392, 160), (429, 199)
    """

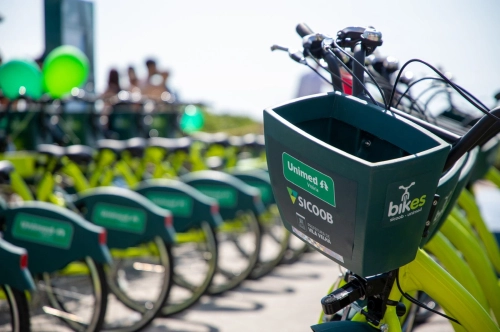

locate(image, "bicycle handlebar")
(296, 23), (314, 37)
(444, 106), (500, 171)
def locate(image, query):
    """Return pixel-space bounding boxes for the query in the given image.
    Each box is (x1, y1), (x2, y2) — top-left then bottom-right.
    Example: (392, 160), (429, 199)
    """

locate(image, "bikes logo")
(387, 181), (426, 221)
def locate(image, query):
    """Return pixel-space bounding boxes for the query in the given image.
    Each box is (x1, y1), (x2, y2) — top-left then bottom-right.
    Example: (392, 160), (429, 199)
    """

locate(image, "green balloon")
(43, 45), (89, 98)
(180, 105), (205, 133)
(0, 59), (43, 100)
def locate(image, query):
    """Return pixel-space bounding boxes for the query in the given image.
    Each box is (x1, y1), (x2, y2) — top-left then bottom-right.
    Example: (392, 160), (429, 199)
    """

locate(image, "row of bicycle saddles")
(3, 23), (500, 332)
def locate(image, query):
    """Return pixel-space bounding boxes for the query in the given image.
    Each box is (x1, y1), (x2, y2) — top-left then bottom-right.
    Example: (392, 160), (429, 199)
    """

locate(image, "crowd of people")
(101, 58), (177, 104)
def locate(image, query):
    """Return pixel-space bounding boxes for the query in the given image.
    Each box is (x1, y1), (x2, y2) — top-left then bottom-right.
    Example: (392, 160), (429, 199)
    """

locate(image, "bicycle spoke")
(133, 262), (165, 273)
(173, 275), (199, 292)
(42, 306), (88, 325)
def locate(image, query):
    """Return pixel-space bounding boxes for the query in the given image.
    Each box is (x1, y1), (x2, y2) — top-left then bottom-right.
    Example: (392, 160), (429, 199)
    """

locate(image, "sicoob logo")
(287, 187), (333, 224)
(388, 182), (426, 219)
(287, 187), (298, 204)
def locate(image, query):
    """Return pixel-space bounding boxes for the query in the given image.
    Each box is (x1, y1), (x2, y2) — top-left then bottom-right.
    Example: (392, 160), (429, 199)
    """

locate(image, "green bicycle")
(266, 23), (500, 332)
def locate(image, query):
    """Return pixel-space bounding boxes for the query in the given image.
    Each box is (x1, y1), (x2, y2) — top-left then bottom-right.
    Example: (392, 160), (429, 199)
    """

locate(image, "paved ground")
(146, 251), (453, 332)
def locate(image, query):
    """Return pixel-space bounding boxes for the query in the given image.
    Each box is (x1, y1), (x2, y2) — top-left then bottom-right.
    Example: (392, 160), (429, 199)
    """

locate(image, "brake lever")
(288, 50), (306, 64)
(270, 44), (288, 52)
(270, 44), (306, 65)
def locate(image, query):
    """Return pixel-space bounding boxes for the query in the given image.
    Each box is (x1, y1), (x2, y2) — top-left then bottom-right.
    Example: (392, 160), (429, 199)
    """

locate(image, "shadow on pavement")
(236, 285), (295, 295)
(189, 296), (265, 313)
(268, 271), (321, 280)
(147, 319), (220, 332)
(300, 258), (336, 266)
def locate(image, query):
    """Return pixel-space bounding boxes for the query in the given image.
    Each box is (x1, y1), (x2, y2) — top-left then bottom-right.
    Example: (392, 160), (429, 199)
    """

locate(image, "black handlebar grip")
(296, 23), (314, 37)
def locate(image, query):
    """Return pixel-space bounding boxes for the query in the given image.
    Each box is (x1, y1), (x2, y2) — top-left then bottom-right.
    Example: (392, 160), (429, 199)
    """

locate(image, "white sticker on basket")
(292, 224), (344, 263)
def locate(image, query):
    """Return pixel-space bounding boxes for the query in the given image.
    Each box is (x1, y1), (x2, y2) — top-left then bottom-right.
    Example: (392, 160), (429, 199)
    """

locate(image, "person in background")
(101, 68), (121, 100)
(145, 59), (158, 81)
(159, 70), (177, 102)
(141, 58), (168, 101)
(127, 66), (140, 92)
(295, 64), (328, 98)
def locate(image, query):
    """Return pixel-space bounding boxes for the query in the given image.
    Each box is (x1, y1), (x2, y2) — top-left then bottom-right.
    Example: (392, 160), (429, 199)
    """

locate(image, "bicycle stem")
(352, 42), (366, 98)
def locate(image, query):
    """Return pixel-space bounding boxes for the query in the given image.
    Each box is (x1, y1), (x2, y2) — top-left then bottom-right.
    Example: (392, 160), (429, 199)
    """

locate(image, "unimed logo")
(388, 182), (426, 218)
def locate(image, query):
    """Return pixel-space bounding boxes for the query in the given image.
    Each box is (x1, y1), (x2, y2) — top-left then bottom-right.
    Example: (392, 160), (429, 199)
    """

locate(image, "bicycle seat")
(0, 160), (15, 184)
(241, 133), (256, 147)
(255, 134), (265, 147)
(125, 137), (147, 158)
(149, 137), (178, 150)
(191, 132), (213, 144)
(149, 137), (192, 153)
(191, 132), (229, 147)
(37, 144), (65, 158)
(96, 139), (126, 155)
(206, 156), (224, 170)
(210, 132), (230, 147)
(66, 145), (95, 164)
(245, 134), (265, 149)
(174, 137), (192, 152)
(228, 135), (244, 147)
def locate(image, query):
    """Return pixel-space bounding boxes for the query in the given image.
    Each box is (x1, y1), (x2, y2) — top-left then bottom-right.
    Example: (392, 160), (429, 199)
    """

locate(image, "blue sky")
(1, 0), (499, 120)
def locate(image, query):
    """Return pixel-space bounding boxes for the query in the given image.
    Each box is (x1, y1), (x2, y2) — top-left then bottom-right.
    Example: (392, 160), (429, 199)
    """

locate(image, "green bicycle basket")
(59, 102), (99, 146)
(264, 92), (450, 276)
(108, 103), (144, 139)
(419, 152), (467, 246)
(436, 147), (479, 231)
(146, 103), (180, 138)
(6, 109), (44, 151)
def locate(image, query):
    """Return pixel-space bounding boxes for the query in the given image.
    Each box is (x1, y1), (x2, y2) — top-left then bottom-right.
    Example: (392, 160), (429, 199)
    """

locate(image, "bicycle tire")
(0, 285), (30, 332)
(161, 221), (218, 316)
(31, 257), (108, 332)
(103, 236), (173, 331)
(248, 204), (288, 280)
(207, 209), (261, 295)
(280, 233), (310, 265)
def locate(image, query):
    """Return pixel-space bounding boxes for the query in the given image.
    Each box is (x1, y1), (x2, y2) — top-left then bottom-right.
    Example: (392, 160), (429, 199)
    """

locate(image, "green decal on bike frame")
(195, 186), (237, 208)
(12, 213), (74, 249)
(246, 181), (272, 203)
(282, 152), (335, 207)
(92, 203), (146, 234)
(146, 192), (193, 218)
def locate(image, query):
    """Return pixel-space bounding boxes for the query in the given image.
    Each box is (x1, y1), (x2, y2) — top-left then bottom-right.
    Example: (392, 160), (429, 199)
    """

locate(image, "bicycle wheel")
(281, 232), (310, 265)
(30, 257), (107, 332)
(0, 285), (30, 332)
(208, 209), (261, 295)
(103, 236), (173, 331)
(248, 204), (288, 280)
(161, 221), (218, 316)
